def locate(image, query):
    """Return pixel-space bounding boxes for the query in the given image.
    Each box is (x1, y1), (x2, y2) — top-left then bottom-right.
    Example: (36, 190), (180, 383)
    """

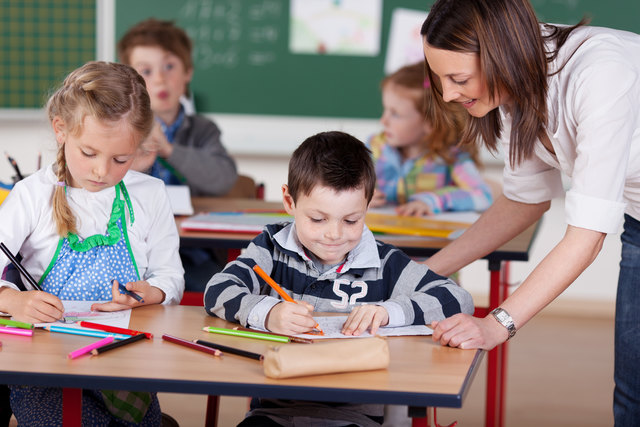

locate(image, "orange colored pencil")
(252, 264), (324, 335)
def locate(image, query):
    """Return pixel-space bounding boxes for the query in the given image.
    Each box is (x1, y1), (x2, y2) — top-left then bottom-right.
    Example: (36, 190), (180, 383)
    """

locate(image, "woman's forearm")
(502, 225), (605, 329)
(426, 195), (550, 276)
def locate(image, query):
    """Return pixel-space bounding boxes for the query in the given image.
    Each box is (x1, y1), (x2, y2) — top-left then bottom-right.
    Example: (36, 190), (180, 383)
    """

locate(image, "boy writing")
(204, 131), (473, 426)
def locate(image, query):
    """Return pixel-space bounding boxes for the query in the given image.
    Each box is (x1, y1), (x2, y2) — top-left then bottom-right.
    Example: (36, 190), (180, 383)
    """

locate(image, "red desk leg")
(62, 387), (82, 427)
(205, 395), (219, 427)
(485, 260), (509, 427)
(227, 249), (241, 263)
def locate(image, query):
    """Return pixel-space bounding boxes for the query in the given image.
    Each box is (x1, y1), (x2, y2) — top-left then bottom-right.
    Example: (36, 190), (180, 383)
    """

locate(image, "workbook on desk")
(180, 212), (292, 233)
(365, 211), (475, 239)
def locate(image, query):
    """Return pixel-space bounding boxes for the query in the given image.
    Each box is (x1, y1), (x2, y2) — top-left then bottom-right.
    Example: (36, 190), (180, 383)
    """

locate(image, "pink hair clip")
(55, 181), (65, 187)
(423, 78), (431, 89)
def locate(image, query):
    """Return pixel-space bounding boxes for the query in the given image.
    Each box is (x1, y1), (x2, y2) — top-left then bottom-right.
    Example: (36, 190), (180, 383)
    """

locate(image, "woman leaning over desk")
(420, 0), (640, 423)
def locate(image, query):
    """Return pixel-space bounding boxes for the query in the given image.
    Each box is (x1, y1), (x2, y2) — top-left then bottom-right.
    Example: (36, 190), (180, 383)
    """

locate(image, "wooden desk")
(0, 305), (483, 426)
(179, 198), (539, 427)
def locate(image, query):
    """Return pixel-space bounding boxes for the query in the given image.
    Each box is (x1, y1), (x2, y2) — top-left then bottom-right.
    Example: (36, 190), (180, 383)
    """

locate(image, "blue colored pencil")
(45, 325), (131, 340)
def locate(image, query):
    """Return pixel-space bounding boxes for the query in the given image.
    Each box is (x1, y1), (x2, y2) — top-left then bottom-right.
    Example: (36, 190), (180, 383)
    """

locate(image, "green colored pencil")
(0, 318), (33, 330)
(202, 326), (289, 343)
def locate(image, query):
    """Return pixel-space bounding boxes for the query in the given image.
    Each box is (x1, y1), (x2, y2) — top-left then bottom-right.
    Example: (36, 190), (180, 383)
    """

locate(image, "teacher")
(420, 0), (640, 423)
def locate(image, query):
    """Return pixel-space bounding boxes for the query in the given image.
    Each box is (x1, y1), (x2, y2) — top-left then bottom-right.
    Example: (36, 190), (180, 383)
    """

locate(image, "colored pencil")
(114, 280), (144, 303)
(162, 334), (222, 357)
(0, 325), (33, 337)
(0, 242), (42, 291)
(233, 326), (314, 344)
(0, 318), (33, 330)
(252, 264), (324, 335)
(194, 339), (262, 361)
(77, 321), (153, 339)
(5, 152), (24, 181)
(45, 325), (131, 340)
(203, 326), (289, 343)
(68, 336), (114, 359)
(90, 333), (146, 356)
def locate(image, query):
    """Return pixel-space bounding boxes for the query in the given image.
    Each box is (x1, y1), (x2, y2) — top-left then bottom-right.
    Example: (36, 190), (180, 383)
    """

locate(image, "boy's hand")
(0, 287), (64, 323)
(369, 189), (387, 208)
(396, 200), (433, 217)
(265, 301), (317, 335)
(341, 304), (389, 336)
(91, 279), (164, 312)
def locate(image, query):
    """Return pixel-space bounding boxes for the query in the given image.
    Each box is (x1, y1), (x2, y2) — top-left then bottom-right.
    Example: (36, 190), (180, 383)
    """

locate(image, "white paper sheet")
(33, 300), (131, 328)
(295, 315), (433, 339)
(165, 185), (194, 216)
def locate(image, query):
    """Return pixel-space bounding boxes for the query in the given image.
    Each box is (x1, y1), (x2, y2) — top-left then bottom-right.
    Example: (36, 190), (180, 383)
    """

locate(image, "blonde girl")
(0, 61), (183, 425)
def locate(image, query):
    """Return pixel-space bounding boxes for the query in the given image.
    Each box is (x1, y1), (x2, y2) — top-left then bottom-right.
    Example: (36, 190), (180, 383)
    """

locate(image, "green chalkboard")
(115, 0), (640, 119)
(0, 0), (96, 109)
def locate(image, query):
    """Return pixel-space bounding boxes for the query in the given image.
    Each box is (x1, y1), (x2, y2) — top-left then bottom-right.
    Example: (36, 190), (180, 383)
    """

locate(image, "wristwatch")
(490, 307), (516, 340)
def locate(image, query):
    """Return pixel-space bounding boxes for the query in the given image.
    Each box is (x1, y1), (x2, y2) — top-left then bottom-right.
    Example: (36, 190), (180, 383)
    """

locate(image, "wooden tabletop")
(0, 305), (482, 408)
(179, 198), (538, 262)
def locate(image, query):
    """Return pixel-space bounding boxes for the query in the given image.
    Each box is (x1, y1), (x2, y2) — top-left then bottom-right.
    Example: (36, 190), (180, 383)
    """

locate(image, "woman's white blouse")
(500, 25), (640, 234)
(0, 166), (184, 304)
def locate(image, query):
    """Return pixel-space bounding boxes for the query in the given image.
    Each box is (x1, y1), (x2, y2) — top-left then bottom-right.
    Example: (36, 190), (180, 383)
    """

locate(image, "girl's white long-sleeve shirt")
(0, 165), (184, 304)
(500, 25), (640, 234)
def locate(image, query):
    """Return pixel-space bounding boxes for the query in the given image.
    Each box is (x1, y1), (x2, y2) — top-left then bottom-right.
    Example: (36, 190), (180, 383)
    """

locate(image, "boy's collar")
(273, 222), (381, 271)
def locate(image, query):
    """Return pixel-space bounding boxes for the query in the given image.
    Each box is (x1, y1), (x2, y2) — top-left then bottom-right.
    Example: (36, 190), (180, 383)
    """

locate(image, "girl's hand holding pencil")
(90, 279), (162, 312)
(0, 287), (64, 324)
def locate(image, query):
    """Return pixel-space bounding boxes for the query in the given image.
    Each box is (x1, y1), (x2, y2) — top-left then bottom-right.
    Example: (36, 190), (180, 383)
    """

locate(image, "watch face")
(496, 311), (508, 322)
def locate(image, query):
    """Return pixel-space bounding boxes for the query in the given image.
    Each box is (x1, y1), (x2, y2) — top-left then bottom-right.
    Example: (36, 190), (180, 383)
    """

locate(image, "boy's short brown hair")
(117, 18), (193, 71)
(288, 131), (376, 204)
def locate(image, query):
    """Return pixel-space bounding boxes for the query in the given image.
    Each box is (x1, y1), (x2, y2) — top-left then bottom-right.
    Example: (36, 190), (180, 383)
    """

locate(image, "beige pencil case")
(262, 336), (390, 379)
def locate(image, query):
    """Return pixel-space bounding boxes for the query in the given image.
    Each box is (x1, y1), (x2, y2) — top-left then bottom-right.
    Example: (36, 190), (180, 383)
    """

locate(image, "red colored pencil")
(162, 334), (222, 357)
(77, 321), (153, 339)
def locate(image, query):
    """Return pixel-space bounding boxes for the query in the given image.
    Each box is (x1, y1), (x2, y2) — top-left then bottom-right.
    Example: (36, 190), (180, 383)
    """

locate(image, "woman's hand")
(341, 304), (389, 336)
(431, 313), (509, 350)
(265, 301), (317, 335)
(91, 279), (165, 312)
(396, 200), (432, 216)
(0, 287), (64, 323)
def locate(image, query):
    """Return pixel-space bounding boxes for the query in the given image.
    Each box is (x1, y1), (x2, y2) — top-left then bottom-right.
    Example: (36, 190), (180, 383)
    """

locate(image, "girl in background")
(0, 61), (184, 426)
(368, 61), (493, 216)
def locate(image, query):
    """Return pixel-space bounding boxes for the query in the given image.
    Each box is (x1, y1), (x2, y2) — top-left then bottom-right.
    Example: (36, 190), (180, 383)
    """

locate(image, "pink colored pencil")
(0, 325), (33, 337)
(68, 336), (114, 359)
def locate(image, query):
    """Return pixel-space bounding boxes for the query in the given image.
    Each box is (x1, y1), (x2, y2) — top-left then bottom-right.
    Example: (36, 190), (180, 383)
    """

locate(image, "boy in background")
(204, 131), (473, 426)
(118, 19), (237, 291)
(117, 18), (237, 196)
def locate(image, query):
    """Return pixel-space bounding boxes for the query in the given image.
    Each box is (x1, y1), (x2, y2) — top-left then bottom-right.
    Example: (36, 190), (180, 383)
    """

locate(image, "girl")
(0, 61), (184, 425)
(368, 61), (493, 216)
(420, 0), (640, 423)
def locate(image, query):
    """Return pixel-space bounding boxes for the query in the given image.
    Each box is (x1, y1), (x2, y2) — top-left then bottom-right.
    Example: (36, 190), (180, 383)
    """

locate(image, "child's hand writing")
(91, 279), (164, 312)
(396, 200), (433, 217)
(265, 301), (317, 335)
(0, 287), (64, 323)
(341, 304), (389, 336)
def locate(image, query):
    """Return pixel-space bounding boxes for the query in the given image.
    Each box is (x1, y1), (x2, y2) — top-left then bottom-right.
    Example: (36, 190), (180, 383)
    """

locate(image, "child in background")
(204, 131), (473, 426)
(369, 61), (493, 216)
(118, 18), (238, 291)
(0, 62), (184, 426)
(117, 18), (237, 196)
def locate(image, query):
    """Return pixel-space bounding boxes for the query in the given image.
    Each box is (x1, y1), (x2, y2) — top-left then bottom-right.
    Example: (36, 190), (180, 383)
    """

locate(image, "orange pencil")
(252, 264), (324, 335)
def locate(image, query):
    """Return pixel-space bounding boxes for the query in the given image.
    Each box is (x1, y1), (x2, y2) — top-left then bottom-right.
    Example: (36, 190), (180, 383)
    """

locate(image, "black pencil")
(0, 242), (42, 291)
(5, 153), (24, 181)
(90, 332), (146, 356)
(194, 339), (263, 361)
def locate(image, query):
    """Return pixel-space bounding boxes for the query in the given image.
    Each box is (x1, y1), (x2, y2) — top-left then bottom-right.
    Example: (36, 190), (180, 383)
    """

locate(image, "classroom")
(1, 0), (639, 426)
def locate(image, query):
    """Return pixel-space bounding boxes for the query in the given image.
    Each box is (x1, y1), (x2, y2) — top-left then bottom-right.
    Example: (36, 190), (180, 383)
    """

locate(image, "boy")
(204, 131), (473, 426)
(118, 19), (238, 291)
(117, 18), (237, 197)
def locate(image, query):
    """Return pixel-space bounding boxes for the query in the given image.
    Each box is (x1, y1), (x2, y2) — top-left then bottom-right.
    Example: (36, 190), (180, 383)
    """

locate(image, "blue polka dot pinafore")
(9, 182), (161, 426)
